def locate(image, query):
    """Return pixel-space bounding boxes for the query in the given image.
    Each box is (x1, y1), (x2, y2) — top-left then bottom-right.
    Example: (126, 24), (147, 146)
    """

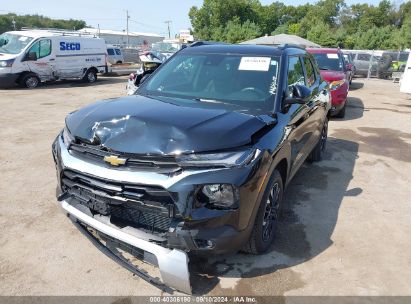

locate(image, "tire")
(19, 73), (40, 89)
(116, 61), (123, 64)
(335, 101), (346, 118)
(83, 69), (97, 83)
(243, 170), (283, 254)
(308, 118), (328, 162)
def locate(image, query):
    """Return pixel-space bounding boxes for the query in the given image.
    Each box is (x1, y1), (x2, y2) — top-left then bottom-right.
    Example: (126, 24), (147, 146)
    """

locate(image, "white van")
(0, 30), (107, 88)
(106, 45), (124, 64)
(400, 53), (411, 94)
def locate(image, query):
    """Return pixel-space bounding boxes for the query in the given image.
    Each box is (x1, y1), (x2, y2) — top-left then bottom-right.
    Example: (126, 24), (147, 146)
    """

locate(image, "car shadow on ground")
(333, 97), (365, 121)
(189, 137), (360, 295)
(349, 82), (364, 91)
(2, 76), (127, 91)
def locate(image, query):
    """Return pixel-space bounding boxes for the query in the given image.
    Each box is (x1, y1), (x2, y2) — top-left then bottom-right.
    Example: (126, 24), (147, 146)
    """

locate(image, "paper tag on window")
(239, 57), (271, 71)
(326, 53), (339, 59)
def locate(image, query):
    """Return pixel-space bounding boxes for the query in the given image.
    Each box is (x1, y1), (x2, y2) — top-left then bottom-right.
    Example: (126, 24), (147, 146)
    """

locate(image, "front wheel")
(335, 101), (346, 118)
(83, 69), (97, 83)
(243, 170), (283, 254)
(20, 73), (40, 88)
(309, 118), (328, 162)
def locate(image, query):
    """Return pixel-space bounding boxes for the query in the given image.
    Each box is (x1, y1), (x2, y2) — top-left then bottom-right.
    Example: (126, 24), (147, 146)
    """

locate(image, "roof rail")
(189, 41), (228, 47)
(20, 27), (96, 37)
(278, 44), (306, 50)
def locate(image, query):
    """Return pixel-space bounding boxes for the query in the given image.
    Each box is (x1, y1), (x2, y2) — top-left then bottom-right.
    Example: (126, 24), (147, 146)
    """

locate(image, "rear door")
(25, 38), (55, 81)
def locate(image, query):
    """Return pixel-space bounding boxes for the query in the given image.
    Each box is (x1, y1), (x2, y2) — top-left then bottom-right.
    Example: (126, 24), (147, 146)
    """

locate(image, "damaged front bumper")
(59, 198), (191, 293)
(52, 132), (268, 293)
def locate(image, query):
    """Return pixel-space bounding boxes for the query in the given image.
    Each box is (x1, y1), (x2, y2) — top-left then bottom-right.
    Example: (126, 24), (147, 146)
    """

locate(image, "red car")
(307, 48), (350, 118)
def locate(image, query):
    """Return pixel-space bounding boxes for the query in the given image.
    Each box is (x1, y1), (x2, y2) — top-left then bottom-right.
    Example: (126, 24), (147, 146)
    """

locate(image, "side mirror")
(346, 63), (353, 71)
(27, 51), (38, 61)
(284, 84), (311, 105)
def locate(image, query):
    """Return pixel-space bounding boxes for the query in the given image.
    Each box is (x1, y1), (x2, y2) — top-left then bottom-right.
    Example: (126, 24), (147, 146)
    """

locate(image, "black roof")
(181, 43), (306, 56)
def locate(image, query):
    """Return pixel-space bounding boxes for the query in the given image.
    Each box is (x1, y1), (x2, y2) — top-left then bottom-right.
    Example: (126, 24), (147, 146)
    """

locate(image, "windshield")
(312, 53), (344, 71)
(0, 33), (34, 55)
(139, 52), (279, 114)
(151, 42), (179, 53)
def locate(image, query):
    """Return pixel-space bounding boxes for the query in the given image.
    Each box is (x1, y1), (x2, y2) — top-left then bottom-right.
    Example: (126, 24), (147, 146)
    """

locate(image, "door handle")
(49, 59), (55, 61)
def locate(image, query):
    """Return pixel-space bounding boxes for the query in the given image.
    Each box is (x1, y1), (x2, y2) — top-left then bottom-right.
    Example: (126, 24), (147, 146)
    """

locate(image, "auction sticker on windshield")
(239, 57), (271, 71)
(326, 53), (339, 59)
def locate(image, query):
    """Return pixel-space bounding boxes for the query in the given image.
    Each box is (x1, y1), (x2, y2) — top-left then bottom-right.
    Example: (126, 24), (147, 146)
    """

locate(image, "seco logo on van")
(60, 42), (81, 51)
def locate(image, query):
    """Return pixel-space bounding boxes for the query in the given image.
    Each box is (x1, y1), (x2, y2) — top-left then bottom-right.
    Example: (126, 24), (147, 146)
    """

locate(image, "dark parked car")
(52, 44), (331, 293)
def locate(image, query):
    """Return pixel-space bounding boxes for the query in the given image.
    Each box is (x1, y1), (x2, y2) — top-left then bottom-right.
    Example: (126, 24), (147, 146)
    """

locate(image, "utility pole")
(165, 20), (172, 39)
(126, 10), (130, 46)
(11, 16), (16, 30)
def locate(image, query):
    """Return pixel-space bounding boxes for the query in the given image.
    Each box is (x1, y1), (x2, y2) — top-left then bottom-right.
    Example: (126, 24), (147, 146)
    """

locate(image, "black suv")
(52, 44), (330, 293)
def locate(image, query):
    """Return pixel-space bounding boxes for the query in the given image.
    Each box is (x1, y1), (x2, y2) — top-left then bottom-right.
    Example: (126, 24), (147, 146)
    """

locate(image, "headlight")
(62, 127), (74, 147)
(198, 184), (239, 209)
(329, 80), (345, 91)
(0, 59), (15, 67)
(176, 148), (261, 168)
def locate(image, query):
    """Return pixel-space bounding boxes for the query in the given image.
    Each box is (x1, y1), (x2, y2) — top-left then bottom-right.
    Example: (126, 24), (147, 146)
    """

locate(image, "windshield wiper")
(319, 67), (330, 70)
(194, 98), (225, 104)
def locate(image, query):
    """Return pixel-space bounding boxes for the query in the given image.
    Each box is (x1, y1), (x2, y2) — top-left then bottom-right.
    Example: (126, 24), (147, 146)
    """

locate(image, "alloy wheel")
(26, 77), (38, 88)
(262, 182), (281, 242)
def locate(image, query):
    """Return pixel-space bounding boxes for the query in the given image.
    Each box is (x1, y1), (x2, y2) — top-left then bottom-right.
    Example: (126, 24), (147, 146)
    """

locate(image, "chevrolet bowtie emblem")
(103, 155), (127, 166)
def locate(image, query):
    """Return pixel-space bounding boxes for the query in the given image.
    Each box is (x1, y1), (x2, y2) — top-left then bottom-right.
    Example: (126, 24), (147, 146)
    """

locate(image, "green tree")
(0, 13), (86, 34)
(306, 21), (337, 47)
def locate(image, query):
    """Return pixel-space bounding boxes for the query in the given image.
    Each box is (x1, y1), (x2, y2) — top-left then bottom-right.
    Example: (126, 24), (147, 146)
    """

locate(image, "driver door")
(25, 39), (55, 81)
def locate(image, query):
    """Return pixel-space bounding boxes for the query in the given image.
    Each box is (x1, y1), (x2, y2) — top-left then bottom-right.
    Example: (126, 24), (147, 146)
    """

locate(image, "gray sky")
(1, 0), (387, 38)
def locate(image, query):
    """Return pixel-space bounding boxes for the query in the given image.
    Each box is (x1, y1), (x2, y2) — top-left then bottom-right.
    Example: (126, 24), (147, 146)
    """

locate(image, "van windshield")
(0, 33), (34, 55)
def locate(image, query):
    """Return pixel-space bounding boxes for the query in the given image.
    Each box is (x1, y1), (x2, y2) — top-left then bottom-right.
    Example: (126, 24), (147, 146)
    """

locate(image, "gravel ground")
(0, 77), (410, 296)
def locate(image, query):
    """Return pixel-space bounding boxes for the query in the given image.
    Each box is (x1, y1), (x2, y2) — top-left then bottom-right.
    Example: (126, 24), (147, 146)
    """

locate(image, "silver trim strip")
(59, 136), (219, 188)
(60, 199), (192, 294)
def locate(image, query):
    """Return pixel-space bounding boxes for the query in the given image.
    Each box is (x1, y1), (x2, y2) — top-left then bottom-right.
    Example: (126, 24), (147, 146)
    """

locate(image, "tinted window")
(140, 53), (280, 114)
(303, 57), (316, 87)
(39, 40), (51, 58)
(312, 53), (344, 71)
(107, 48), (115, 55)
(28, 39), (52, 59)
(358, 53), (371, 61)
(399, 52), (409, 62)
(287, 56), (305, 97)
(115, 49), (121, 55)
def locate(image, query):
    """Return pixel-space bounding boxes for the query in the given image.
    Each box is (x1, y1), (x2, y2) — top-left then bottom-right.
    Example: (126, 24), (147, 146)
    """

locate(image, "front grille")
(69, 143), (181, 174)
(61, 170), (177, 234)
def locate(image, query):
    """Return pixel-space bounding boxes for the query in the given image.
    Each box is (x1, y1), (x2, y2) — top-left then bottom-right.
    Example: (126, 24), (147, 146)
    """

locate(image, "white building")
(78, 28), (164, 47)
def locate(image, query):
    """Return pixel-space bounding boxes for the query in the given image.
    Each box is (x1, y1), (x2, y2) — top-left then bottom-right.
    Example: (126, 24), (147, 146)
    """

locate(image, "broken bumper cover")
(59, 199), (192, 294)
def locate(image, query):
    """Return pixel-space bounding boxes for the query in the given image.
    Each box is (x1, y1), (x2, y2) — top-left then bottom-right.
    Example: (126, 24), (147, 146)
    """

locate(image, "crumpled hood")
(66, 95), (274, 155)
(0, 53), (17, 60)
(320, 70), (346, 82)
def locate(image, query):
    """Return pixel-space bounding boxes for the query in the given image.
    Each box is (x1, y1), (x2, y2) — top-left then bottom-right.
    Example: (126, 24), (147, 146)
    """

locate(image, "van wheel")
(20, 73), (40, 88)
(116, 61), (123, 64)
(243, 170), (283, 254)
(308, 118), (328, 162)
(83, 69), (97, 83)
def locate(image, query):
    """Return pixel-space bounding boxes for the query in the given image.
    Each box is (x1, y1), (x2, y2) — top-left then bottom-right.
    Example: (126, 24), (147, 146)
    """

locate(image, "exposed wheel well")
(276, 158), (288, 187)
(88, 67), (98, 74)
(17, 71), (33, 83)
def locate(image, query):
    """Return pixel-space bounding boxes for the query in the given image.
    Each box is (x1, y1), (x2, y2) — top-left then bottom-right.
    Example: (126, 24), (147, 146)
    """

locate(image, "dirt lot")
(0, 77), (410, 296)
